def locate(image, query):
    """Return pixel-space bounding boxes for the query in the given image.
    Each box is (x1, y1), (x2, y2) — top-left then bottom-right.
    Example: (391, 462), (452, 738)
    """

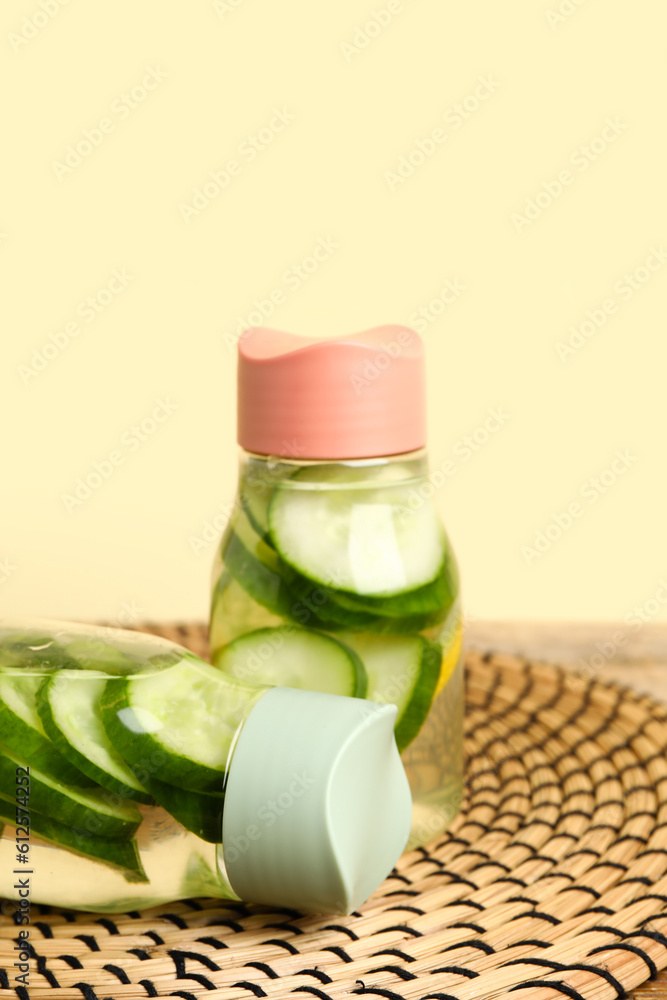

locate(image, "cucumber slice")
(100, 658), (268, 793)
(145, 776), (224, 843)
(0, 792), (147, 882)
(0, 672), (96, 786)
(37, 671), (153, 804)
(328, 551), (459, 620)
(341, 634), (442, 752)
(0, 744), (142, 838)
(279, 562), (450, 634)
(240, 478), (274, 543)
(268, 478), (446, 597)
(222, 510), (293, 617)
(277, 564), (380, 631)
(60, 638), (143, 675)
(216, 626), (367, 697)
(0, 632), (79, 671)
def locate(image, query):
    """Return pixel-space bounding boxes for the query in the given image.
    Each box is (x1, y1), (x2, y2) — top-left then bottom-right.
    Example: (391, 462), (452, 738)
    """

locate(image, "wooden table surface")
(465, 620), (667, 999)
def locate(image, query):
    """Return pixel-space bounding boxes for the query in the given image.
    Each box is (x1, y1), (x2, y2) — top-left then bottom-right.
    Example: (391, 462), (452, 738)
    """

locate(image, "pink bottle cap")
(237, 326), (426, 460)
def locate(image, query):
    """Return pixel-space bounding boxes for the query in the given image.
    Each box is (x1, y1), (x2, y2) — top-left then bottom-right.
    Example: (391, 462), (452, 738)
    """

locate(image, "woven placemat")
(3, 623), (667, 1000)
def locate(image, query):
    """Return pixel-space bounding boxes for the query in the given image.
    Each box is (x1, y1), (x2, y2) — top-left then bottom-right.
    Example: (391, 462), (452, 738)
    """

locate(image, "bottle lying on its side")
(0, 618), (411, 914)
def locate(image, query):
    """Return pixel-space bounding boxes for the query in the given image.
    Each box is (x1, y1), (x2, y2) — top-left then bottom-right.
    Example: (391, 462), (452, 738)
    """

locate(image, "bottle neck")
(239, 447), (431, 492)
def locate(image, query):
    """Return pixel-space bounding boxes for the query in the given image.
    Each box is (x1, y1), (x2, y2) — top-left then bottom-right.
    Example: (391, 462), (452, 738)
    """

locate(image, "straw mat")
(2, 623), (667, 1000)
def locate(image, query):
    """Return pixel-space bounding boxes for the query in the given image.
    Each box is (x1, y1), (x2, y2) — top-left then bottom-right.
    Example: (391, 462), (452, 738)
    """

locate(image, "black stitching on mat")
(371, 948), (416, 962)
(95, 917), (120, 934)
(296, 968), (334, 984)
(15, 988), (30, 1000)
(265, 921), (304, 935)
(385, 873), (411, 885)
(161, 912), (188, 929)
(560, 885), (600, 898)
(58, 954), (84, 968)
(170, 949), (221, 973)
(263, 938), (299, 954)
(442, 939), (495, 955)
(20, 940), (37, 961)
(450, 922), (486, 934)
(444, 899), (485, 912)
(594, 775), (620, 790)
(469, 783), (499, 795)
(561, 788), (594, 803)
(0, 969), (9, 989)
(32, 921), (54, 938)
(375, 924), (423, 937)
(495, 810), (527, 821)
(503, 958), (565, 971)
(139, 979), (159, 996)
(588, 942), (658, 979)
(195, 935), (229, 950)
(103, 964), (130, 983)
(144, 931), (165, 945)
(367, 965), (417, 981)
(507, 896), (537, 906)
(128, 948), (152, 960)
(245, 961), (280, 979)
(511, 910), (561, 925)
(472, 860), (511, 873)
(386, 905), (425, 915)
(322, 923), (358, 940)
(214, 918), (245, 933)
(230, 979), (268, 1000)
(629, 929), (667, 948)
(430, 873), (480, 890)
(74, 934), (101, 951)
(509, 979), (584, 1000)
(585, 926), (625, 938)
(35, 955), (59, 986)
(513, 939), (551, 949)
(323, 946), (353, 963)
(568, 964), (626, 997)
(352, 989), (420, 1000)
(169, 992), (200, 1000)
(429, 966), (479, 978)
(468, 798), (498, 810)
(73, 985), (102, 1000)
(173, 972), (217, 989)
(581, 906), (614, 915)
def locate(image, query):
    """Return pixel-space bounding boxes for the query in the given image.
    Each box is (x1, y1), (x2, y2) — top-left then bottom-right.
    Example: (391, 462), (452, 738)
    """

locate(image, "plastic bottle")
(0, 618), (411, 914)
(210, 326), (464, 849)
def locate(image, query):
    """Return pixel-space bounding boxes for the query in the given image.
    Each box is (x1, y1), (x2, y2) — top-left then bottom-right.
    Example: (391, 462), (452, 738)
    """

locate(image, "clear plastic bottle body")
(210, 449), (464, 849)
(0, 621), (251, 913)
(1, 805), (235, 913)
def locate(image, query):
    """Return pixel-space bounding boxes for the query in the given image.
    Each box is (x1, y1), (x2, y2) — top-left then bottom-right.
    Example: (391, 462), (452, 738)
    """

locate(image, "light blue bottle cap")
(222, 686), (412, 914)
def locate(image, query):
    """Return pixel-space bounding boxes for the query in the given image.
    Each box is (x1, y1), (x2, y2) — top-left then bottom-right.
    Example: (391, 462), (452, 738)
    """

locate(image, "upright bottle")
(0, 619), (411, 914)
(210, 326), (464, 848)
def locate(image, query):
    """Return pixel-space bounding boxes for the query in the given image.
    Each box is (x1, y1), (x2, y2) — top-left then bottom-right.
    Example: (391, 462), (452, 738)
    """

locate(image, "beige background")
(1, 0), (665, 628)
